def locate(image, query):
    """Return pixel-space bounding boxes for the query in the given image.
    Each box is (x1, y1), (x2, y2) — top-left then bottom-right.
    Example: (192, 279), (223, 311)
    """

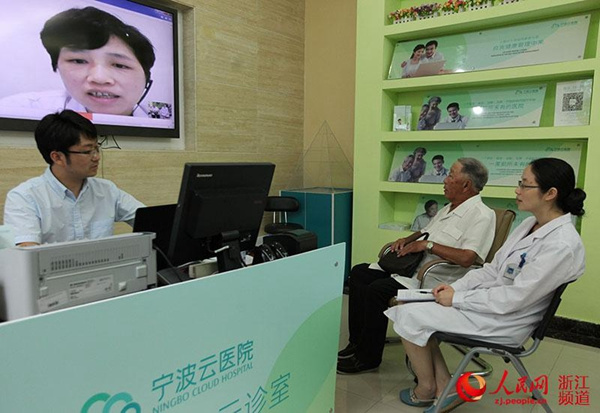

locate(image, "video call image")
(0, 0), (176, 131)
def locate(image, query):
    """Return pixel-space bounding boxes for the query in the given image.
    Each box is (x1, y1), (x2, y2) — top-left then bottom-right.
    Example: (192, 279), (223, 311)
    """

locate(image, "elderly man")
(337, 158), (495, 374)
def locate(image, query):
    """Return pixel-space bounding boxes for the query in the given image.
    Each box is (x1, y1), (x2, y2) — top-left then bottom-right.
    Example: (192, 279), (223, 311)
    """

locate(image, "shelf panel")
(382, 60), (596, 93)
(380, 127), (591, 142)
(376, 227), (412, 238)
(379, 182), (517, 199)
(384, 0), (600, 40)
(380, 181), (442, 195)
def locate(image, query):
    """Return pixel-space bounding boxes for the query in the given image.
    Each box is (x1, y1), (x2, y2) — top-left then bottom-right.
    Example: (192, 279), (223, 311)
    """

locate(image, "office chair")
(264, 196), (303, 234)
(429, 282), (572, 413)
(383, 208), (516, 375)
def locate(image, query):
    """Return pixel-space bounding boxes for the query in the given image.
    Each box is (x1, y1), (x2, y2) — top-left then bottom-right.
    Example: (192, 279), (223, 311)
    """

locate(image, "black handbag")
(377, 232), (429, 276)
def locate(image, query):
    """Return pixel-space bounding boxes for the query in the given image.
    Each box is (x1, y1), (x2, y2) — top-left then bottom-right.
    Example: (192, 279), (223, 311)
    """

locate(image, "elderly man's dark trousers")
(347, 263), (406, 366)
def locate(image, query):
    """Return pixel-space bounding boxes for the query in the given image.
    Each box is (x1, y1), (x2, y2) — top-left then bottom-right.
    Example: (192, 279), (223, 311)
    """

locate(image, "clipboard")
(396, 288), (435, 302)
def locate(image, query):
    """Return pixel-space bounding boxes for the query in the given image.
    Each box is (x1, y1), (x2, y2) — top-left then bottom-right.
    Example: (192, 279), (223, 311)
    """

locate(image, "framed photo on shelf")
(389, 140), (584, 187)
(554, 79), (592, 126)
(388, 14), (590, 80)
(388, 145), (432, 183)
(415, 84), (547, 131)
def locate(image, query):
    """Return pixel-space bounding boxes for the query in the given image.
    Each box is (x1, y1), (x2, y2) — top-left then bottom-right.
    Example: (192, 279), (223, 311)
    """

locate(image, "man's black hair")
(432, 154), (444, 163)
(35, 110), (97, 165)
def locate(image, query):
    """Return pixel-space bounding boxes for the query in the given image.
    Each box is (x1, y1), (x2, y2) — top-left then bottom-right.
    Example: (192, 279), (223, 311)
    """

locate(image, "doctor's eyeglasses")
(517, 180), (540, 190)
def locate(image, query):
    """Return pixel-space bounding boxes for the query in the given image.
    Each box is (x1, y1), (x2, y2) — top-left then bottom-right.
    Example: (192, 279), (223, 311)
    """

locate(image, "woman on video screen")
(0, 7), (156, 117)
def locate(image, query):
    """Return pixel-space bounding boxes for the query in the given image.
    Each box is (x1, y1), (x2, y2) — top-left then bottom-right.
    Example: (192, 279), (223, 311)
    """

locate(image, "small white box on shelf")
(393, 105), (412, 131)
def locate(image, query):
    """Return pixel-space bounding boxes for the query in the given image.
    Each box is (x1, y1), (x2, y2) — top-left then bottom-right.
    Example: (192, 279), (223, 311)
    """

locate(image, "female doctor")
(384, 158), (586, 413)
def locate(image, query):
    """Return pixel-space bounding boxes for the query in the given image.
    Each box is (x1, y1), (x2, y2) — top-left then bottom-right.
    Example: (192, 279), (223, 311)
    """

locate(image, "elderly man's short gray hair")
(457, 157), (488, 192)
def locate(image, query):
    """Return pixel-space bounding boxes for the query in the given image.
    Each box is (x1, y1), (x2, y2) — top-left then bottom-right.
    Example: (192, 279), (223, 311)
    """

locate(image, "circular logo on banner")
(456, 372), (487, 402)
(81, 392), (141, 413)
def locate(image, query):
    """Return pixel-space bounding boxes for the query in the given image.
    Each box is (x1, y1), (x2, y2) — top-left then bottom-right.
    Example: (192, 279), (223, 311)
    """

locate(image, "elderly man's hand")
(390, 237), (408, 253)
(397, 240), (427, 256)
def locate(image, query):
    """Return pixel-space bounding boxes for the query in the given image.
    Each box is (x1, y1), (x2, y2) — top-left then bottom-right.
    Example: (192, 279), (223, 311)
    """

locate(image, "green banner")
(389, 140), (583, 186)
(417, 85), (546, 130)
(389, 14), (590, 79)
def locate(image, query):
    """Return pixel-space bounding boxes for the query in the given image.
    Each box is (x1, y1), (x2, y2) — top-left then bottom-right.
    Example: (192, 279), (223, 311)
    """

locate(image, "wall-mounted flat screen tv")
(0, 0), (179, 138)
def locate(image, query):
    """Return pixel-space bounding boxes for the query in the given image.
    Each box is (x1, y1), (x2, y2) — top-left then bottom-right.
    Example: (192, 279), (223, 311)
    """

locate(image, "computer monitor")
(168, 163), (275, 272)
(133, 204), (177, 271)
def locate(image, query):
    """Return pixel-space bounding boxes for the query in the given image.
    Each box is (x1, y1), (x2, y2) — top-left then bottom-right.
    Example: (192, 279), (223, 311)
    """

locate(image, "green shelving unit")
(354, 0), (600, 324)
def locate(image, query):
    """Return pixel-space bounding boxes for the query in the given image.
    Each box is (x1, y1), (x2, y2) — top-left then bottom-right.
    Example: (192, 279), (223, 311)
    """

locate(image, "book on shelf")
(393, 105), (411, 131)
(554, 79), (592, 126)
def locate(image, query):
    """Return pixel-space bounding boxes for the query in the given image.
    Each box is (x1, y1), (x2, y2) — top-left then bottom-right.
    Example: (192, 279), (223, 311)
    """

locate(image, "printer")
(0, 232), (157, 321)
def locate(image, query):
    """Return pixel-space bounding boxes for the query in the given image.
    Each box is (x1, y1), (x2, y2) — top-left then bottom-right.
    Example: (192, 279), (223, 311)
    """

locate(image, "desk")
(0, 245), (345, 412)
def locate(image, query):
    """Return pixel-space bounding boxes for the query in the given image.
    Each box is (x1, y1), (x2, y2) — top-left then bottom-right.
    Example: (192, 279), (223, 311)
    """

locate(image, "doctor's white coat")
(385, 213), (585, 347)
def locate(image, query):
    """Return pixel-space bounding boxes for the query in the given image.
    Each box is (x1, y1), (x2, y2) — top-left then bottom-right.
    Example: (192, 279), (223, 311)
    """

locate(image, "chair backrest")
(264, 196), (300, 213)
(263, 196), (303, 234)
(485, 208), (516, 263)
(532, 282), (570, 341)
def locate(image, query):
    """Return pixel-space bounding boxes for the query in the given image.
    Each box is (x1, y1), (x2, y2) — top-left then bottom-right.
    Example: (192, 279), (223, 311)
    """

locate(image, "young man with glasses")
(4, 110), (144, 246)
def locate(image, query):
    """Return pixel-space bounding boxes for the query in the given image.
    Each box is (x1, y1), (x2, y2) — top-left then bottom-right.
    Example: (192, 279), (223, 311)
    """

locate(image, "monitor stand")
(215, 231), (244, 272)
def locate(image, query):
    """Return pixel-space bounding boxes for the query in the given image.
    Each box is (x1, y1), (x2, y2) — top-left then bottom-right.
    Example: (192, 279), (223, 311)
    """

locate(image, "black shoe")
(336, 355), (379, 375)
(337, 343), (357, 360)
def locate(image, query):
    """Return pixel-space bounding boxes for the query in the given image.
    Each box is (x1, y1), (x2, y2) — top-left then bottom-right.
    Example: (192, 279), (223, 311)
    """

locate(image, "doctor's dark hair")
(529, 158), (586, 216)
(35, 110), (98, 165)
(40, 7), (156, 83)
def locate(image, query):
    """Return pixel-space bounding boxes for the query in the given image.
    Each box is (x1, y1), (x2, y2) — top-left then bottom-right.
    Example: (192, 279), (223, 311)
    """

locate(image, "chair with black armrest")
(416, 207), (516, 289)
(382, 208), (516, 375)
(264, 196), (303, 234)
(429, 282), (572, 413)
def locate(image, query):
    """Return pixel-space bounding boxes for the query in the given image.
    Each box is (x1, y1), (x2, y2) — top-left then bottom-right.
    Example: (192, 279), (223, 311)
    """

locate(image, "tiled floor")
(335, 295), (600, 412)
